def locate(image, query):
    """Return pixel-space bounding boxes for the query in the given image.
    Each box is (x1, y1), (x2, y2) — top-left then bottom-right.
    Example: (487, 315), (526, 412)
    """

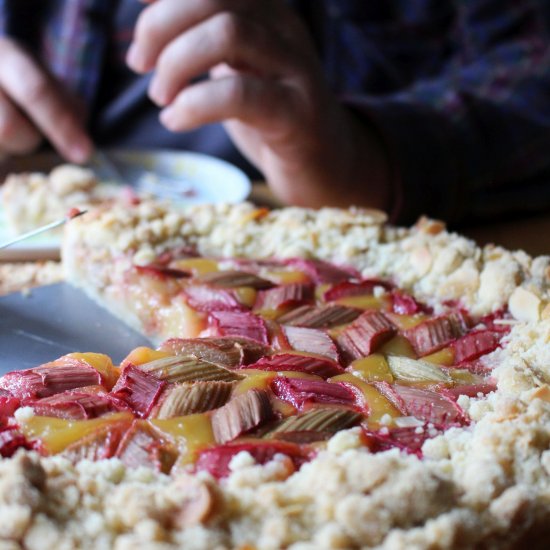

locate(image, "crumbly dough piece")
(0, 262), (63, 296)
(1, 165), (116, 236)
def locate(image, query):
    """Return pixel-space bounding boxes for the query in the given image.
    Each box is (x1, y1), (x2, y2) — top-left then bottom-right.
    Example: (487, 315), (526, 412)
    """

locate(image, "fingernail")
(149, 78), (168, 106)
(126, 43), (145, 72)
(160, 107), (177, 131)
(69, 140), (93, 164)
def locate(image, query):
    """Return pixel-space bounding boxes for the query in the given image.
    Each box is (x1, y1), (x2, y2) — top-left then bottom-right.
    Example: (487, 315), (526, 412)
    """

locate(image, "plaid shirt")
(1, 0), (549, 225)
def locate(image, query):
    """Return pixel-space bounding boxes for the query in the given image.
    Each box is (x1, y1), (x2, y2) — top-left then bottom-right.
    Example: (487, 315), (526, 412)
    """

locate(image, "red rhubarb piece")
(282, 326), (339, 362)
(478, 309), (513, 333)
(404, 313), (467, 356)
(110, 365), (166, 418)
(0, 361), (102, 400)
(0, 390), (20, 419)
(248, 353), (344, 379)
(183, 285), (247, 312)
(195, 440), (310, 479)
(278, 304), (362, 328)
(208, 311), (269, 344)
(160, 336), (271, 368)
(452, 330), (502, 364)
(30, 392), (124, 420)
(198, 270), (274, 289)
(362, 426), (432, 457)
(442, 381), (497, 400)
(391, 290), (429, 315)
(284, 258), (359, 284)
(255, 283), (314, 310)
(0, 428), (32, 458)
(211, 389), (273, 443)
(378, 383), (467, 426)
(115, 420), (177, 474)
(270, 377), (356, 410)
(324, 279), (392, 302)
(337, 311), (397, 360)
(63, 421), (130, 462)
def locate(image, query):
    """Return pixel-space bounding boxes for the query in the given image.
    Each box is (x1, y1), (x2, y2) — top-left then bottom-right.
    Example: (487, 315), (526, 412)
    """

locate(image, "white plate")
(0, 149), (251, 261)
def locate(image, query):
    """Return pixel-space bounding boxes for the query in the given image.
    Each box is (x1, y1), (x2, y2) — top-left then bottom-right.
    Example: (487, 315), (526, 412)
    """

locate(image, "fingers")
(128, 0), (236, 73)
(0, 38), (92, 162)
(148, 12), (288, 106)
(159, 74), (291, 132)
(0, 88), (42, 155)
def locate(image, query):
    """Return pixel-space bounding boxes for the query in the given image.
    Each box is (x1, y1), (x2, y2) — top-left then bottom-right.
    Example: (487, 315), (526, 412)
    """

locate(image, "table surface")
(1, 177), (550, 295)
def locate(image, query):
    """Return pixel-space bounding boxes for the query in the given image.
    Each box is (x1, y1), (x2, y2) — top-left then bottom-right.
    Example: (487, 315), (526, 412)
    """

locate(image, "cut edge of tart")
(1, 200), (550, 550)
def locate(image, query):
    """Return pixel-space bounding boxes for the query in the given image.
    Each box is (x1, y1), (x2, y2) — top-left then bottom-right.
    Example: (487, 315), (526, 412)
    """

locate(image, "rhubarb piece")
(152, 381), (236, 419)
(347, 355), (393, 383)
(0, 390), (20, 418)
(285, 258), (359, 284)
(31, 392), (123, 420)
(278, 304), (361, 328)
(323, 279), (392, 302)
(159, 337), (270, 368)
(363, 426), (433, 457)
(391, 291), (427, 315)
(182, 285), (247, 312)
(211, 389), (273, 443)
(249, 353), (344, 379)
(478, 309), (513, 333)
(379, 383), (467, 426)
(268, 407), (361, 437)
(18, 412), (134, 454)
(135, 264), (190, 279)
(255, 283), (315, 311)
(66, 353), (119, 390)
(270, 377), (356, 410)
(110, 365), (166, 418)
(282, 326), (339, 362)
(0, 428), (31, 457)
(208, 311), (269, 344)
(452, 330), (502, 364)
(115, 420), (178, 474)
(138, 355), (244, 384)
(62, 420), (130, 462)
(197, 270), (273, 289)
(0, 360), (102, 400)
(337, 311), (397, 360)
(196, 440), (309, 479)
(387, 356), (452, 383)
(121, 347), (173, 369)
(404, 313), (467, 356)
(271, 430), (331, 444)
(443, 381), (497, 400)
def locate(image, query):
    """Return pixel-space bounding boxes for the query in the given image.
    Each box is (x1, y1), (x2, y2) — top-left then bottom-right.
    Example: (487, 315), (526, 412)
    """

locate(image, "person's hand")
(127, 0), (391, 210)
(0, 37), (92, 162)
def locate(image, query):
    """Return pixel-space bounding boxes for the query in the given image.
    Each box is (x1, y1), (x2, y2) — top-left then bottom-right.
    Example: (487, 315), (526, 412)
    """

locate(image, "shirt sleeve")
(341, 0), (550, 225)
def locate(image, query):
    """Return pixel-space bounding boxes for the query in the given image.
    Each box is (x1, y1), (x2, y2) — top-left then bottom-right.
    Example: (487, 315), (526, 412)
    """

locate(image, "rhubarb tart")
(0, 202), (549, 549)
